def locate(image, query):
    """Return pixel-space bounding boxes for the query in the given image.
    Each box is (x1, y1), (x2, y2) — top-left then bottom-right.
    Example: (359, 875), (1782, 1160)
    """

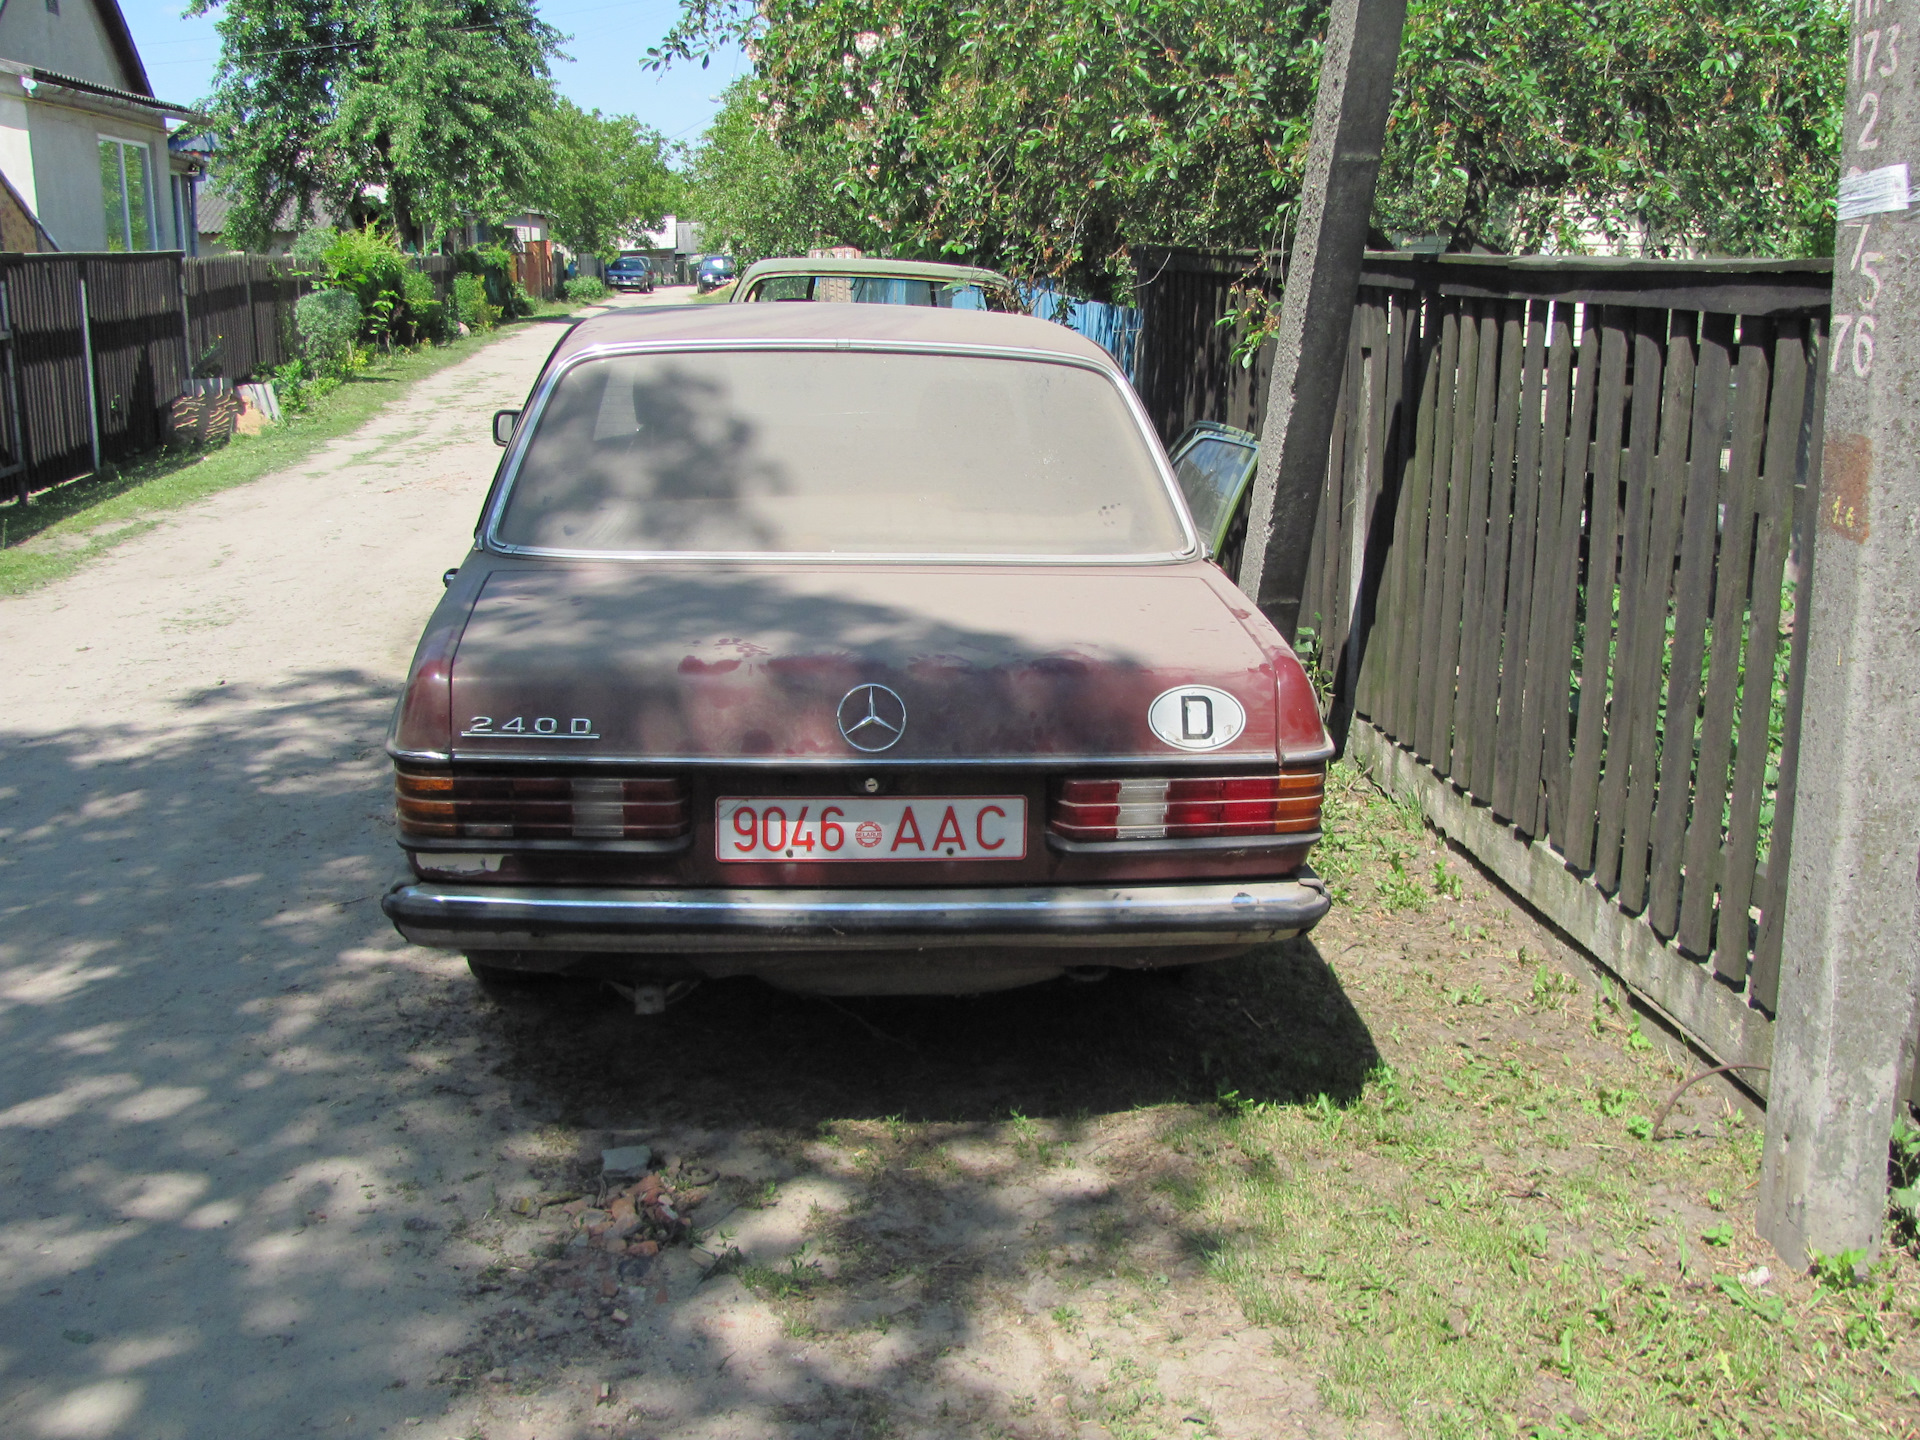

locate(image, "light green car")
(729, 255), (1015, 309)
(1168, 421), (1259, 575)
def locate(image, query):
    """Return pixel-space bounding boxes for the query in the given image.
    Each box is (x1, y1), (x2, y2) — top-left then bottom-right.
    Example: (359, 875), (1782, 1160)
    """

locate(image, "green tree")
(190, 0), (563, 250)
(1380, 0), (1846, 256)
(656, 0), (1844, 294)
(683, 80), (865, 262)
(531, 101), (680, 258)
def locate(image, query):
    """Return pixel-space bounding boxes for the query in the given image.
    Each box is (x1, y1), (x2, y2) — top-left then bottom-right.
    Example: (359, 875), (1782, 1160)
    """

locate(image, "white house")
(0, 0), (201, 252)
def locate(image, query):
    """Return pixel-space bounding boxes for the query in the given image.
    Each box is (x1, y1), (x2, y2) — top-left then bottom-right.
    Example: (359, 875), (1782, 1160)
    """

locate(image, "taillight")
(395, 768), (689, 842)
(1050, 768), (1323, 842)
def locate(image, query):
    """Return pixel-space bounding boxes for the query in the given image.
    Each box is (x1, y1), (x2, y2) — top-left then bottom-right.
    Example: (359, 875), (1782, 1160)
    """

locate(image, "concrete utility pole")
(1236, 0), (1409, 641)
(1757, 0), (1920, 1268)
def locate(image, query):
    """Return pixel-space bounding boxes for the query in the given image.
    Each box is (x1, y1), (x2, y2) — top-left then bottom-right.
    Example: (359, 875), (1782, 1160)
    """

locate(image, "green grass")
(1160, 769), (1920, 1439)
(1178, 1073), (1918, 1437)
(0, 302), (575, 597)
(1310, 761), (1450, 912)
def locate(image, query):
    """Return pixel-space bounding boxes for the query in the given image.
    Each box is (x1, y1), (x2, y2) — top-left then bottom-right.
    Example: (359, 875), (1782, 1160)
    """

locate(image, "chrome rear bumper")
(381, 874), (1329, 954)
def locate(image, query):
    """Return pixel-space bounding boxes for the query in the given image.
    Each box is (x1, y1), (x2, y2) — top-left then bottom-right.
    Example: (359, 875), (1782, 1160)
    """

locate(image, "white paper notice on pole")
(1837, 163), (1911, 221)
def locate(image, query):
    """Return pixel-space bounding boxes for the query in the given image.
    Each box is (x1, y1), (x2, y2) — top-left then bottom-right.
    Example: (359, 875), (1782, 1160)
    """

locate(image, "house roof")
(194, 182), (337, 238)
(19, 65), (200, 118)
(548, 300), (1117, 371)
(91, 0), (154, 97)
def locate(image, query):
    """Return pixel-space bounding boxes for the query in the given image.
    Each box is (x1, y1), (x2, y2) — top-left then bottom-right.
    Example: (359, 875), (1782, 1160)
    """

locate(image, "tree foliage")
(530, 101), (681, 258)
(685, 80), (865, 262)
(1383, 0), (1845, 257)
(659, 0), (1844, 294)
(189, 0), (563, 249)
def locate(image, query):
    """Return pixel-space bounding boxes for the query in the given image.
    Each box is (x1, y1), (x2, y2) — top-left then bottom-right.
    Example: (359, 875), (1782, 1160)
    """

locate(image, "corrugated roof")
(25, 65), (200, 118)
(193, 180), (339, 238)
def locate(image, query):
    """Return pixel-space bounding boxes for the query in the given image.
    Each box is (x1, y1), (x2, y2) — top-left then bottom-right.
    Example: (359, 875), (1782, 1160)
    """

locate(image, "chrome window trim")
(480, 338), (1201, 565)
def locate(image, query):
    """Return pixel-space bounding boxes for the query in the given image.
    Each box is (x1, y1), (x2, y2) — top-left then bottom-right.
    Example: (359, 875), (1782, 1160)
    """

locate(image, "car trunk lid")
(446, 563), (1286, 763)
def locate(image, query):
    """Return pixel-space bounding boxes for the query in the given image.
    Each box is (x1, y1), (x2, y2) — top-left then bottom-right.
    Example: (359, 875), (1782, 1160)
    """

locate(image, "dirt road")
(0, 291), (1400, 1440)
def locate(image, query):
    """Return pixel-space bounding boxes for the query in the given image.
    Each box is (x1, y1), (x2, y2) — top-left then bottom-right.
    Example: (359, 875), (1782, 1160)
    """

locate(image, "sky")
(118, 0), (747, 150)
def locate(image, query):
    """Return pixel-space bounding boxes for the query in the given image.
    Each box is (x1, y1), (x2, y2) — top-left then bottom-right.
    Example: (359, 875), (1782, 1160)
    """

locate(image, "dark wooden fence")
(85, 254), (193, 465)
(3, 256), (91, 496)
(1, 249), (467, 504)
(2, 253), (191, 496)
(184, 255), (320, 382)
(1132, 245), (1282, 444)
(1137, 248), (1843, 1090)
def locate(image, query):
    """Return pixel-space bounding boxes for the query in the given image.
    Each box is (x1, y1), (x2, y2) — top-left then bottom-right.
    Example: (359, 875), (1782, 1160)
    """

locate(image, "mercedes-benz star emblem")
(837, 684), (906, 752)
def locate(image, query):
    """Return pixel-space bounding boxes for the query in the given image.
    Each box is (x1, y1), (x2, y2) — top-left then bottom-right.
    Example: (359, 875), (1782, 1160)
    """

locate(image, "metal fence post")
(1237, 0), (1409, 642)
(76, 270), (100, 474)
(1757, 0), (1920, 1267)
(178, 254), (193, 387)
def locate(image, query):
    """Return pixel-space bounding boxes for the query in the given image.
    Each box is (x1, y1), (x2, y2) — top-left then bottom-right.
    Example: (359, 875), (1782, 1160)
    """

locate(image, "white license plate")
(715, 796), (1027, 862)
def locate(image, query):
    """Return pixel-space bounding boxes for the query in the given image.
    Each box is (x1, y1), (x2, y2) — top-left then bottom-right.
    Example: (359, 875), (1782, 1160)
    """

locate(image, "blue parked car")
(606, 255), (655, 293)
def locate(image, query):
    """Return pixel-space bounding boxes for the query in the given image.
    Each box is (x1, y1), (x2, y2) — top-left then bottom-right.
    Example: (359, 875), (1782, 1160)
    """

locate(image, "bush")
(400, 267), (448, 343)
(565, 276), (608, 303)
(321, 227), (409, 344)
(451, 272), (496, 331)
(295, 289), (362, 373)
(269, 357), (339, 413)
(289, 223), (335, 267)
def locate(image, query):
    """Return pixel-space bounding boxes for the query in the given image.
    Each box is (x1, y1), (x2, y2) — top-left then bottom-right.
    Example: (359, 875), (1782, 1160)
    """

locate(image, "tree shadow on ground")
(0, 664), (1379, 1440)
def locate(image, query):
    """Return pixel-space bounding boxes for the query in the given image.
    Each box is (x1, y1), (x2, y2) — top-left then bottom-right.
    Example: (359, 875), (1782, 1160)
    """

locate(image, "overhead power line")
(212, 22), (538, 65)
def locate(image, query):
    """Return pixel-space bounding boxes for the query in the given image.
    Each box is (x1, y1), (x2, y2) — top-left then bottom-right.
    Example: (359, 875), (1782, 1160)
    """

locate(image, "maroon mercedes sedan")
(381, 303), (1331, 1002)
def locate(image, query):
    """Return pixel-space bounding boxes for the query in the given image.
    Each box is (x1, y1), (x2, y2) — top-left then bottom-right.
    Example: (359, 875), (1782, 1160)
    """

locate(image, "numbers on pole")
(1859, 91), (1884, 148)
(1856, 24), (1903, 78)
(1831, 316), (1877, 377)
(1838, 0), (1906, 384)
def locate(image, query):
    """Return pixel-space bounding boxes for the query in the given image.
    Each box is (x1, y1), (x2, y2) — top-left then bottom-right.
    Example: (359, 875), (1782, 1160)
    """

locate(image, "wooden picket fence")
(0, 250), (467, 504)
(1, 252), (189, 497)
(1137, 249), (1849, 1091)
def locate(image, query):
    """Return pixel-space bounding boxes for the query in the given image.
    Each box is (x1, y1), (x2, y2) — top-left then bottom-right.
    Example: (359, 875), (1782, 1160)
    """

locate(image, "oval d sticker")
(1147, 686), (1246, 751)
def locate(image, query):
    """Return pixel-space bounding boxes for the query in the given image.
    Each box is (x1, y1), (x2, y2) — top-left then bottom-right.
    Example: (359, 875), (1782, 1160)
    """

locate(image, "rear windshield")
(492, 349), (1190, 557)
(748, 274), (991, 308)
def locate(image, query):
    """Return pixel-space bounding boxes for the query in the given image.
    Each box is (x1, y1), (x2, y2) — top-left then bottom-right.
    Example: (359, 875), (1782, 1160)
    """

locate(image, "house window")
(99, 138), (155, 252)
(46, 0), (59, 13)
(170, 173), (195, 254)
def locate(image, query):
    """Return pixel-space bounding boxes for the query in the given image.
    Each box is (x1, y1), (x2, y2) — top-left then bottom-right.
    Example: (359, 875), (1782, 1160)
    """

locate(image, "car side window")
(751, 276), (812, 301)
(1172, 437), (1256, 550)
